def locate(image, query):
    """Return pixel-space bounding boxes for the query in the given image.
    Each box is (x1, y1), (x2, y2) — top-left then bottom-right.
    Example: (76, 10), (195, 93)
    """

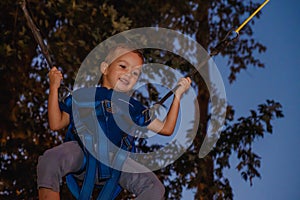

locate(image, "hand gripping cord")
(20, 0), (72, 101)
(154, 0), (270, 107)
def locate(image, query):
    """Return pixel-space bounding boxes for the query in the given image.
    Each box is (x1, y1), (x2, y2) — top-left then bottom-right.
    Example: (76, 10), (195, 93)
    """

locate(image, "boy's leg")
(37, 141), (84, 200)
(119, 157), (165, 200)
(38, 188), (60, 200)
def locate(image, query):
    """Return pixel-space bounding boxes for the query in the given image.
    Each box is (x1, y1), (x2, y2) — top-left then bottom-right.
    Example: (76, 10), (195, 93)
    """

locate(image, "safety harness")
(60, 87), (151, 200)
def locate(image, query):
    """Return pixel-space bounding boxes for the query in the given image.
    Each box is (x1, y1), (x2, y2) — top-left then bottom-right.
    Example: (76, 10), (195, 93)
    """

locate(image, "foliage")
(0, 0), (283, 199)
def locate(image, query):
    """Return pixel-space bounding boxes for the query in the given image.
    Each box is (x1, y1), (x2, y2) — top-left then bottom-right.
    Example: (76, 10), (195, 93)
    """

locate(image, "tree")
(0, 0), (283, 199)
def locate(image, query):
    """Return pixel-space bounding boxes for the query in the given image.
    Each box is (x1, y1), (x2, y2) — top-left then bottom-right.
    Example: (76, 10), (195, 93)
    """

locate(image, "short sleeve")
(129, 98), (156, 127)
(59, 95), (72, 115)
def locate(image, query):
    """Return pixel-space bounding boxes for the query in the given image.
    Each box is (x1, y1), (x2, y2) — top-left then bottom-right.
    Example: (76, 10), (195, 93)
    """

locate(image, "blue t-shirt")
(60, 87), (154, 148)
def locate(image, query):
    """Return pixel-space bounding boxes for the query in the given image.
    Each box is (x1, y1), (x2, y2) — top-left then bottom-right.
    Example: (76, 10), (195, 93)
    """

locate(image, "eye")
(119, 64), (126, 69)
(132, 70), (141, 77)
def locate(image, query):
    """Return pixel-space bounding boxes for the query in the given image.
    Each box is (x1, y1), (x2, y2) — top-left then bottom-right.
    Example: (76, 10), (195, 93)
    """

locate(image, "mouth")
(119, 78), (129, 86)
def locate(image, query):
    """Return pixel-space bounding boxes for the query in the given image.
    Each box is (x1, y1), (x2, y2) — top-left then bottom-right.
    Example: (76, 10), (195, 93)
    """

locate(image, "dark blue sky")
(215, 0), (300, 199)
(180, 1), (299, 199)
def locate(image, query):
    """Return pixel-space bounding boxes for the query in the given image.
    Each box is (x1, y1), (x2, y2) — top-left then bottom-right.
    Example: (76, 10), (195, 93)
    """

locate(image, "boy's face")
(101, 50), (143, 92)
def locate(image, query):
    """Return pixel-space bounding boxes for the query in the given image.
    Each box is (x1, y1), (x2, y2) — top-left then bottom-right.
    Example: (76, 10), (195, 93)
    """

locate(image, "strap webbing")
(66, 96), (135, 200)
(96, 148), (128, 200)
(66, 136), (97, 199)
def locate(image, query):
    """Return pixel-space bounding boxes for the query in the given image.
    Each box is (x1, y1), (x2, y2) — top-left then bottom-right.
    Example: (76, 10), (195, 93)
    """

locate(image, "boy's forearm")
(161, 96), (180, 135)
(148, 96), (180, 136)
(48, 88), (68, 130)
(160, 77), (191, 135)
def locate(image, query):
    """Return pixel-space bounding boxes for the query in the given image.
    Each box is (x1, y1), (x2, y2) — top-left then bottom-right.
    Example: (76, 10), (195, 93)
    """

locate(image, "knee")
(37, 142), (84, 181)
(37, 149), (60, 178)
(144, 174), (165, 198)
(37, 148), (63, 192)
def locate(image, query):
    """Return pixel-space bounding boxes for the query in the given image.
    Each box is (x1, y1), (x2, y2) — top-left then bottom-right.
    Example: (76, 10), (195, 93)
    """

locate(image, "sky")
(208, 0), (300, 199)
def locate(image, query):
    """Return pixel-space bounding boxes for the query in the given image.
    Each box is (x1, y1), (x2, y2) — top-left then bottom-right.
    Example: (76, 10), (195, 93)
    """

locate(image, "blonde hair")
(104, 43), (144, 65)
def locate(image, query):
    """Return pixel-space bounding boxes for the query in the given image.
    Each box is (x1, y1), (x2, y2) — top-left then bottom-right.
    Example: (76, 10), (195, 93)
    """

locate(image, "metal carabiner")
(210, 29), (239, 56)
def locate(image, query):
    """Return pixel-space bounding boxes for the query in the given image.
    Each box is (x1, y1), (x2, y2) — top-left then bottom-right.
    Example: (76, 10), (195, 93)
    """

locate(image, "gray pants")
(37, 141), (165, 200)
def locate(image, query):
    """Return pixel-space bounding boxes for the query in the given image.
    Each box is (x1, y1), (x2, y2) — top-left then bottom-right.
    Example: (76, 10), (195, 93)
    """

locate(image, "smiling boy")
(37, 44), (191, 199)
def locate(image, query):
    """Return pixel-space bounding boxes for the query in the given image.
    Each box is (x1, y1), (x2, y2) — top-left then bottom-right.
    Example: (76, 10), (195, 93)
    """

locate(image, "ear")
(100, 62), (109, 75)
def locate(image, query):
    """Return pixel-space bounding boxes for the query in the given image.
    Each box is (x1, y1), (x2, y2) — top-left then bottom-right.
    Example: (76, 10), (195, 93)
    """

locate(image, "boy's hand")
(175, 77), (191, 99)
(48, 67), (63, 90)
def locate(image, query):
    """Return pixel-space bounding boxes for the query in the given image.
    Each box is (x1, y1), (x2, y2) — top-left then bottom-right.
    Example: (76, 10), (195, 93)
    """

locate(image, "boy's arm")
(147, 77), (191, 136)
(48, 67), (70, 130)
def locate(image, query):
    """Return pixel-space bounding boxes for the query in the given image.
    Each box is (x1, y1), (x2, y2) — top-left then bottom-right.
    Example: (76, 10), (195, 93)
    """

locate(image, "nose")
(124, 71), (131, 78)
(124, 69), (134, 78)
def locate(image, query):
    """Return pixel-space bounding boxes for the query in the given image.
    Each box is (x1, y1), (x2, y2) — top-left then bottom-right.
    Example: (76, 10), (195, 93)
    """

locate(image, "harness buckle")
(102, 100), (116, 113)
(142, 108), (154, 123)
(121, 135), (133, 150)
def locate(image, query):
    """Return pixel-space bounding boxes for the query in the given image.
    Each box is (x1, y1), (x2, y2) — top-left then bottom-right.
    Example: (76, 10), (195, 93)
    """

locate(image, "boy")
(37, 44), (191, 199)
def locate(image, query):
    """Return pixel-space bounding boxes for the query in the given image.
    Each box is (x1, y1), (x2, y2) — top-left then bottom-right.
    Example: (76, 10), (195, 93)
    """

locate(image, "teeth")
(120, 78), (129, 85)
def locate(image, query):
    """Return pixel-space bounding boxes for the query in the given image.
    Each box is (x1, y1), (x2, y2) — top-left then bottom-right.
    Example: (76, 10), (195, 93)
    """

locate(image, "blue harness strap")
(66, 153), (97, 199)
(66, 131), (97, 200)
(64, 89), (135, 200)
(97, 147), (127, 200)
(66, 134), (131, 200)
